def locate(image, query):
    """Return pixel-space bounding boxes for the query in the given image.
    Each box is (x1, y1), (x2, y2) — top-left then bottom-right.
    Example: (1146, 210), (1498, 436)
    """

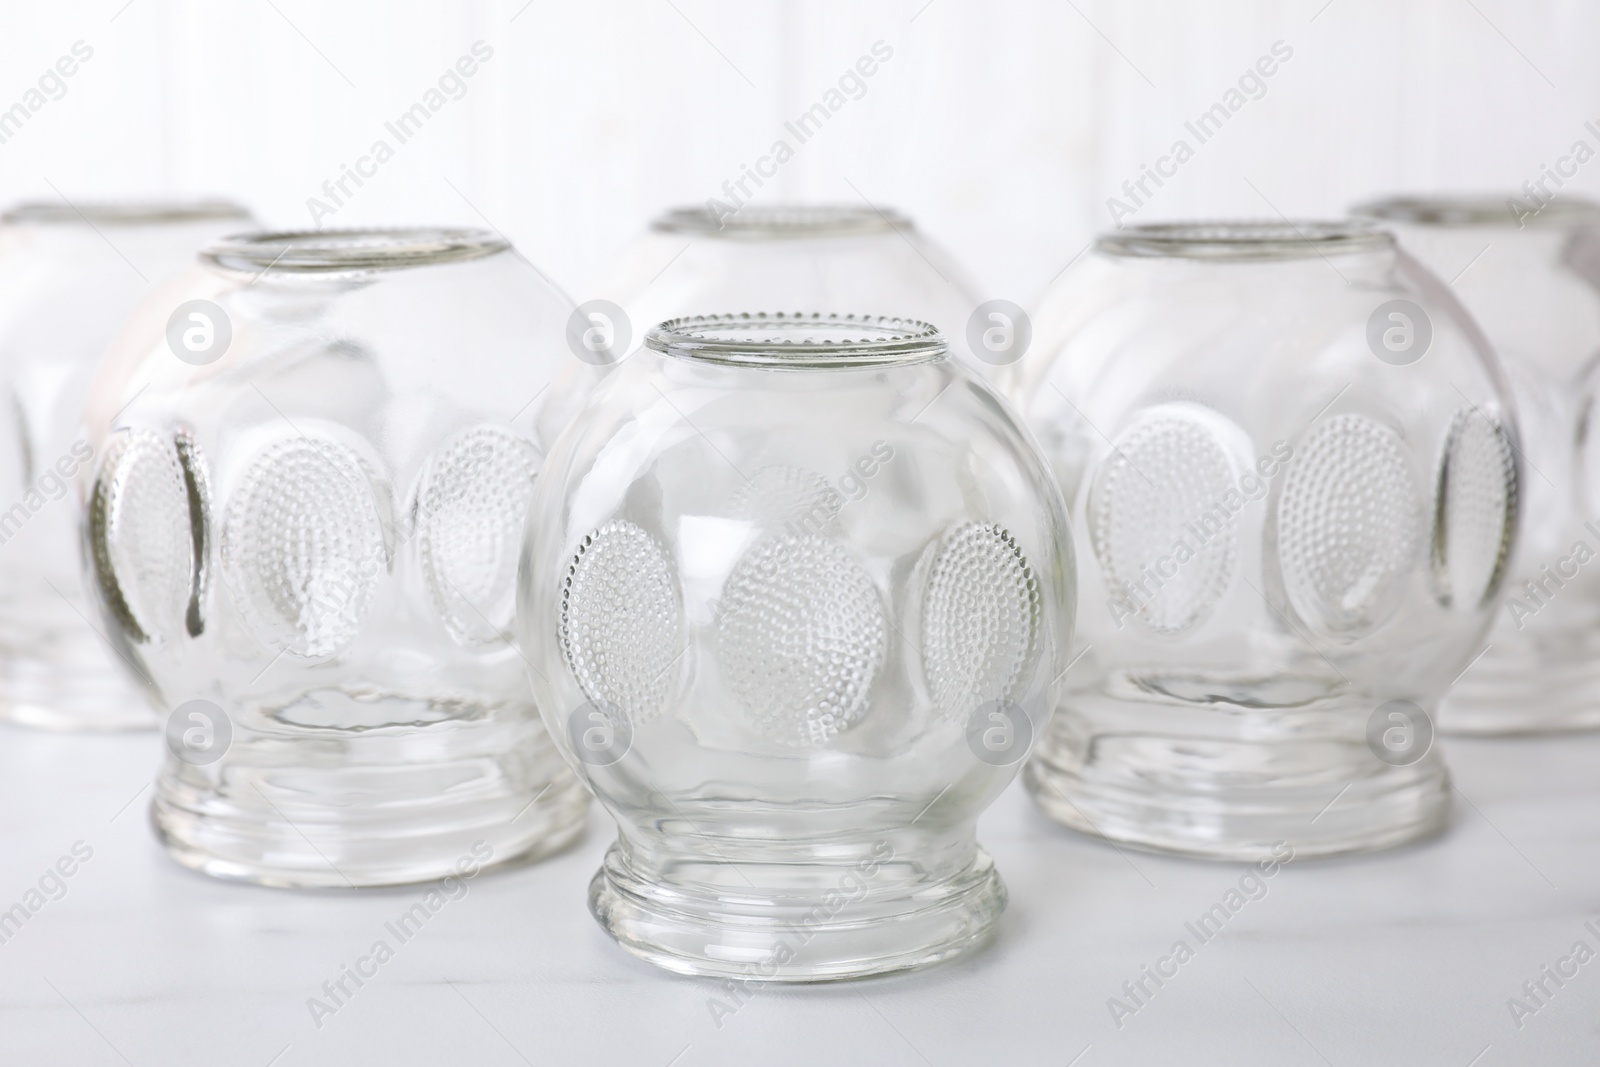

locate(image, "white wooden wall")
(1, 0), (1597, 306)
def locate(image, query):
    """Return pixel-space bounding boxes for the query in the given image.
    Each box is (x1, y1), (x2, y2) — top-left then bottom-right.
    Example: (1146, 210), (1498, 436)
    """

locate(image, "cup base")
(0, 659), (154, 732)
(1441, 635), (1600, 735)
(588, 836), (1007, 981)
(0, 595), (155, 731)
(151, 708), (589, 888)
(1026, 698), (1452, 861)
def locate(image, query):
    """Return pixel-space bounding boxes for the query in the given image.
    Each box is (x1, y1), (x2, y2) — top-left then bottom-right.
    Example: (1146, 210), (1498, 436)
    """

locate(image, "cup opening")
(2, 199), (251, 227)
(651, 204), (911, 239)
(200, 228), (509, 278)
(645, 312), (946, 368)
(1354, 194), (1600, 229)
(1097, 220), (1392, 261)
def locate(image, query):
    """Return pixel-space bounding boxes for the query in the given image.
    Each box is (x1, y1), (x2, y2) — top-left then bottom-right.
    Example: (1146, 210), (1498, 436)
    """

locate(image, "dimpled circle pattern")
(89, 428), (196, 644)
(1090, 407), (1239, 634)
(221, 436), (386, 657)
(716, 534), (886, 747)
(921, 522), (1040, 721)
(729, 463), (842, 532)
(417, 425), (540, 646)
(1277, 413), (1419, 636)
(561, 520), (683, 725)
(1431, 408), (1516, 610)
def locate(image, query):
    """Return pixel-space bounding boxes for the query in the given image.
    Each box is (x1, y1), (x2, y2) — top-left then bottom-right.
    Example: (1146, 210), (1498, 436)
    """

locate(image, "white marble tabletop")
(0, 724), (1593, 1066)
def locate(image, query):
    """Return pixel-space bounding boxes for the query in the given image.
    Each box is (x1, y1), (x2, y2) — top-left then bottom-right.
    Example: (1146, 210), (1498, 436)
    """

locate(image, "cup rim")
(200, 227), (510, 277)
(645, 312), (946, 368)
(2, 199), (252, 227)
(1097, 220), (1393, 261)
(651, 204), (913, 239)
(1353, 193), (1600, 229)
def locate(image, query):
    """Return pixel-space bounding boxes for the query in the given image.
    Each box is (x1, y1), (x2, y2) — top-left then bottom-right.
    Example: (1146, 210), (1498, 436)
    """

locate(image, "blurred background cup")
(1355, 194), (1600, 734)
(0, 198), (253, 731)
(582, 204), (986, 368)
(80, 227), (591, 887)
(519, 312), (1074, 979)
(1005, 220), (1517, 860)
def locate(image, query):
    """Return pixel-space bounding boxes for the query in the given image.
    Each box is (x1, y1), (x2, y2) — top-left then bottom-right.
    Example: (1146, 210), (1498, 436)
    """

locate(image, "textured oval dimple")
(1432, 407), (1516, 610)
(921, 522), (1040, 721)
(222, 436), (385, 657)
(88, 428), (195, 644)
(418, 425), (540, 646)
(728, 463), (842, 532)
(1089, 406), (1239, 634)
(561, 520), (682, 725)
(716, 534), (885, 747)
(173, 430), (213, 637)
(1277, 413), (1419, 636)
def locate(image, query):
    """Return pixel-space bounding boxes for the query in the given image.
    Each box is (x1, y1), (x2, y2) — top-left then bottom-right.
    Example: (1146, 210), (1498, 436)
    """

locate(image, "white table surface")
(0, 724), (1594, 1067)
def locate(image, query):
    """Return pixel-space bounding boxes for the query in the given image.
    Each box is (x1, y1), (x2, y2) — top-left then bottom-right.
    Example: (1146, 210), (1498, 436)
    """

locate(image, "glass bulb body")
(1357, 196), (1600, 734)
(1005, 222), (1516, 860)
(0, 201), (253, 730)
(519, 312), (1074, 979)
(82, 229), (592, 886)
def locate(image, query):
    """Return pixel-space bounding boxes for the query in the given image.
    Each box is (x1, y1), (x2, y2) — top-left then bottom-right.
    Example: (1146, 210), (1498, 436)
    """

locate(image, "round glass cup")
(0, 199), (254, 730)
(79, 228), (593, 886)
(519, 312), (1074, 979)
(1003, 220), (1517, 860)
(580, 204), (985, 368)
(1356, 194), (1600, 734)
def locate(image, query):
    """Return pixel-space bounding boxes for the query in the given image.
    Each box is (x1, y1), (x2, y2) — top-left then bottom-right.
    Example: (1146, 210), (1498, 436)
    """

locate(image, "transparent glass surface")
(0, 200), (253, 730)
(586, 204), (984, 361)
(1003, 221), (1517, 860)
(1356, 195), (1600, 734)
(80, 229), (593, 887)
(518, 313), (1074, 979)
